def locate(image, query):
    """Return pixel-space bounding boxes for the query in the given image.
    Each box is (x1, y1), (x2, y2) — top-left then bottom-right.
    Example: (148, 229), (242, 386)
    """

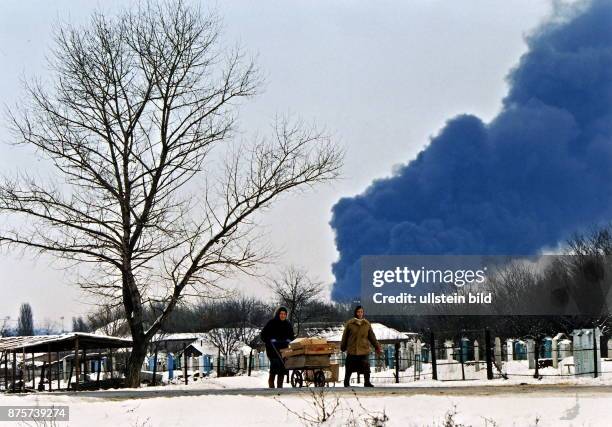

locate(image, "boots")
(277, 374), (284, 388)
(343, 369), (351, 387)
(268, 374), (276, 388)
(363, 373), (374, 387)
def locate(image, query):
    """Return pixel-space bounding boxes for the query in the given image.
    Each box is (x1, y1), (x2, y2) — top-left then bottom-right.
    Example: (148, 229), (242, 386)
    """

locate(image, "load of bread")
(280, 337), (335, 358)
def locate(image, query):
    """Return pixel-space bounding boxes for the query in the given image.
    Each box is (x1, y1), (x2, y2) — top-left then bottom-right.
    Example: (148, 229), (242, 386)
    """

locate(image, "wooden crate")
(280, 347), (304, 357)
(329, 363), (339, 382)
(303, 363), (339, 382)
(284, 354), (330, 369)
(282, 344), (334, 357)
(289, 337), (328, 349)
(303, 344), (335, 355)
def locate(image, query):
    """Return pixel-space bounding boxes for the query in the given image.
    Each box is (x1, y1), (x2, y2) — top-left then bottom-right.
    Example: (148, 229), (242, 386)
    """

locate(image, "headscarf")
(274, 306), (288, 320)
(353, 305), (364, 318)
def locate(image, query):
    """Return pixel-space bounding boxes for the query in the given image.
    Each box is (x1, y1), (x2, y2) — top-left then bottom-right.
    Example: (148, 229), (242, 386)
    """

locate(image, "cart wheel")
(291, 370), (303, 388)
(313, 370), (326, 387)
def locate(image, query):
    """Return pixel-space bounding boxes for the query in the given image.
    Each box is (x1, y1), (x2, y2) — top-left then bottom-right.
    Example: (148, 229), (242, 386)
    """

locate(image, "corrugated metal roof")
(0, 333), (132, 352)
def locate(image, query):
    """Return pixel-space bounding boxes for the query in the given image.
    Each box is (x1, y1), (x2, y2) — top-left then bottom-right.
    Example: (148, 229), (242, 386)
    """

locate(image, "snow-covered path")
(3, 368), (612, 426)
(40, 383), (612, 399)
(1, 384), (611, 426)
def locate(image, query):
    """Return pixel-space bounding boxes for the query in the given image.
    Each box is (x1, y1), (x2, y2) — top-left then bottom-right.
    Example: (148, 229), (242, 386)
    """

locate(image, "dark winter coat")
(260, 308), (295, 359)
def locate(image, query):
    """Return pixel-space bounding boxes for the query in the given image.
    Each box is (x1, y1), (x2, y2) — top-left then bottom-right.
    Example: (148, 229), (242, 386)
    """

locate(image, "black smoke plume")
(331, 0), (612, 300)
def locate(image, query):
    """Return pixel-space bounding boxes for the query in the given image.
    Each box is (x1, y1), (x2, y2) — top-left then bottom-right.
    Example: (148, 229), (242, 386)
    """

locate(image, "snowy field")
(138, 357), (612, 390)
(2, 364), (612, 426)
(0, 381), (610, 426)
(3, 360), (612, 426)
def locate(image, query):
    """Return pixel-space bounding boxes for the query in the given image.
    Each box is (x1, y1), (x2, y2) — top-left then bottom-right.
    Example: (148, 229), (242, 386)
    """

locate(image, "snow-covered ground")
(369, 357), (612, 387)
(2, 360), (612, 426)
(145, 358), (612, 389)
(15, 358), (611, 394)
(0, 383), (610, 426)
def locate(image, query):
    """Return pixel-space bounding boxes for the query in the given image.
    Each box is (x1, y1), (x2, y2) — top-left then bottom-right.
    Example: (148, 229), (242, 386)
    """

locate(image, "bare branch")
(0, 1), (342, 387)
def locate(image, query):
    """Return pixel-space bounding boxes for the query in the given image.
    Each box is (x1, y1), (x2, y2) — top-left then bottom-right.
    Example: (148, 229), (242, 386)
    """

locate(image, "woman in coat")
(260, 306), (295, 388)
(340, 305), (381, 387)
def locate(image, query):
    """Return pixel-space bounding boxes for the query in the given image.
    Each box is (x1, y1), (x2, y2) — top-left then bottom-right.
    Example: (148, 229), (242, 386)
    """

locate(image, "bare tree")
(231, 295), (269, 344)
(268, 266), (323, 335)
(39, 318), (61, 335)
(0, 317), (11, 337)
(0, 2), (341, 386)
(17, 303), (34, 336)
(566, 226), (612, 333)
(199, 295), (265, 358)
(568, 224), (612, 257)
(71, 316), (90, 332)
(205, 326), (258, 360)
(205, 327), (238, 358)
(87, 304), (129, 336)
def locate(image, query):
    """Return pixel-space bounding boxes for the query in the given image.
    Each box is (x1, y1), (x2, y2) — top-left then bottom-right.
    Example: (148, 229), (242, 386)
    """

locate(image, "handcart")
(272, 338), (337, 388)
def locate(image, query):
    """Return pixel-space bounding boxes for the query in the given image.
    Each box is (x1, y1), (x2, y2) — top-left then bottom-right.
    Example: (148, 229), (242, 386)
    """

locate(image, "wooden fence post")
(31, 353), (35, 389)
(83, 348), (88, 381)
(4, 352), (8, 391)
(47, 345), (52, 391)
(22, 347), (27, 390)
(109, 349), (114, 380)
(57, 352), (61, 390)
(67, 363), (73, 389)
(74, 337), (80, 392)
(38, 363), (46, 391)
(12, 351), (16, 392)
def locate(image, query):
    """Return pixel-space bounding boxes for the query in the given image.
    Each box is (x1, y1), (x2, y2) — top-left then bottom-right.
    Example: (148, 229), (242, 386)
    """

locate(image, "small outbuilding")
(0, 333), (132, 392)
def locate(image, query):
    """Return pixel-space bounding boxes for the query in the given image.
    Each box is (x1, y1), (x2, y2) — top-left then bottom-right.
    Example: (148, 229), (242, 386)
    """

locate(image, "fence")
(4, 327), (610, 390)
(141, 327), (611, 386)
(363, 327), (611, 385)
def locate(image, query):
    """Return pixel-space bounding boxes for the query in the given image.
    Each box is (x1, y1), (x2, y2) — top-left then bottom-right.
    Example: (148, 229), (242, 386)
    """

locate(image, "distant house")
(150, 333), (207, 353)
(173, 330), (258, 377)
(150, 328), (259, 357)
(182, 337), (252, 356)
(302, 322), (415, 348)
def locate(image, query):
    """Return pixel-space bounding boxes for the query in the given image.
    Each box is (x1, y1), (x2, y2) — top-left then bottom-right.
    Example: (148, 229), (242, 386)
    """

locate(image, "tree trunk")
(125, 337), (147, 388)
(123, 263), (148, 388)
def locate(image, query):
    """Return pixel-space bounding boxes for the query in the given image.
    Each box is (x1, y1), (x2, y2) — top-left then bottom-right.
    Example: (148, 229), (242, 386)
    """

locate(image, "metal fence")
(3, 327), (609, 390)
(142, 327), (611, 386)
(363, 327), (610, 385)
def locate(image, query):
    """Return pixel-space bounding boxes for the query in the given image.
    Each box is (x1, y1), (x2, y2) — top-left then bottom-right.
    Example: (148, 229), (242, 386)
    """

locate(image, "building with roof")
(0, 333), (132, 392)
(303, 322), (415, 346)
